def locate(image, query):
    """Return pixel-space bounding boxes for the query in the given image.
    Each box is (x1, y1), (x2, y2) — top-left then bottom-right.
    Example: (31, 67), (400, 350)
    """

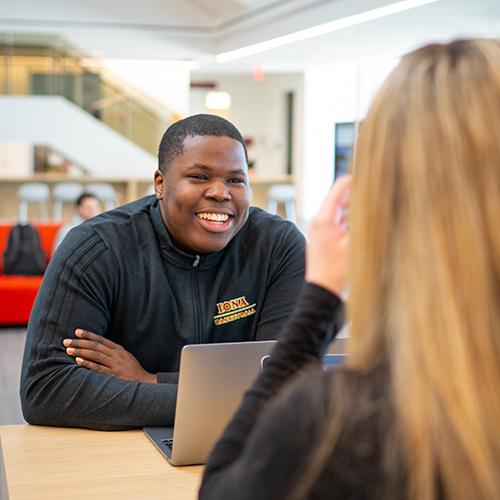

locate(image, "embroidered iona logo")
(214, 296), (256, 326)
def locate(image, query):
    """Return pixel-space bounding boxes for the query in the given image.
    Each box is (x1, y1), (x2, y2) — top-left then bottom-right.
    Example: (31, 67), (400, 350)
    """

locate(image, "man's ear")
(153, 169), (165, 200)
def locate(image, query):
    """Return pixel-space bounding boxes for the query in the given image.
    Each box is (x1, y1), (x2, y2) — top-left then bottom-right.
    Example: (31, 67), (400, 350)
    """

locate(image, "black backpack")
(3, 224), (47, 275)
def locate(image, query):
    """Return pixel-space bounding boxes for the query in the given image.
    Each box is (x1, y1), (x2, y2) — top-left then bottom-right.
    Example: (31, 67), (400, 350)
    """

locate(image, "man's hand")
(306, 175), (351, 296)
(63, 329), (157, 384)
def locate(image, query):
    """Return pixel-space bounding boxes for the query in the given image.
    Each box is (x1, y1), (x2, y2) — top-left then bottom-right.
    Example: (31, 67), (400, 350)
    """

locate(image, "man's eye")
(228, 178), (245, 184)
(190, 175), (207, 181)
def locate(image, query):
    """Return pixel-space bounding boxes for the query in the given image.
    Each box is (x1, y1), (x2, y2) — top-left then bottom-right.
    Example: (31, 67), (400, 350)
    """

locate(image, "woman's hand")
(306, 175), (351, 296)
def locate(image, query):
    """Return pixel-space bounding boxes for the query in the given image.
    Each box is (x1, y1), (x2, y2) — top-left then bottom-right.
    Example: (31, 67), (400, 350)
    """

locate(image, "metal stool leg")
(41, 201), (49, 221)
(267, 200), (278, 214)
(53, 201), (63, 222)
(19, 201), (28, 224)
(285, 201), (296, 223)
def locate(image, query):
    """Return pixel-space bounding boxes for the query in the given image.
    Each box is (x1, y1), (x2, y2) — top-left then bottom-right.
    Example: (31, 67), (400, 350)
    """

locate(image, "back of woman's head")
(349, 39), (500, 500)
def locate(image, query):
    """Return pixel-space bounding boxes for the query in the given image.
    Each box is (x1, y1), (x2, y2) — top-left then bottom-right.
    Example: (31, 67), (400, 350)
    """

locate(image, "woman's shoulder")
(261, 361), (388, 436)
(267, 361), (391, 461)
(280, 363), (390, 494)
(249, 363), (390, 495)
(281, 361), (387, 405)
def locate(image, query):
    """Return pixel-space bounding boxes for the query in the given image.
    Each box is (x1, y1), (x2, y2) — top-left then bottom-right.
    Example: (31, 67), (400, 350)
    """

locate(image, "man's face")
(78, 197), (101, 220)
(154, 135), (251, 254)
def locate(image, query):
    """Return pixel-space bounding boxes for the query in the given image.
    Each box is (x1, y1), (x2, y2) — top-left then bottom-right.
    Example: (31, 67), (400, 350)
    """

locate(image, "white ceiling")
(1, 0), (499, 73)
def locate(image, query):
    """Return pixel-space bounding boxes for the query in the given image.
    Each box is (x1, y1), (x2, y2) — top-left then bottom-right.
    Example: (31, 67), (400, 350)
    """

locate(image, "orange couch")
(0, 223), (61, 326)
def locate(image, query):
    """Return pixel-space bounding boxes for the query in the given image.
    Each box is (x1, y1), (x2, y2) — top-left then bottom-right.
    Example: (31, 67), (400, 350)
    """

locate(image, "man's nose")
(205, 181), (230, 201)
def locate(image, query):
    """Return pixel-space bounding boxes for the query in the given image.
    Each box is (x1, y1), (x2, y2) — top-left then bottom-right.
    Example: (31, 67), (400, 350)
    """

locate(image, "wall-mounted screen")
(334, 122), (356, 179)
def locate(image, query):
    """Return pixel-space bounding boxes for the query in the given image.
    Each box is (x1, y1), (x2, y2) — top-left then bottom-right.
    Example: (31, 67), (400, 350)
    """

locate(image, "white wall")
(190, 73), (303, 180)
(0, 96), (156, 178)
(300, 57), (397, 222)
(0, 143), (33, 176)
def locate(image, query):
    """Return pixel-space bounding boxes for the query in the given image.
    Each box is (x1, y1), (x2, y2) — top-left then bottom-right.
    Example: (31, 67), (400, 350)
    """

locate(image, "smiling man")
(20, 114), (305, 430)
(159, 134), (250, 254)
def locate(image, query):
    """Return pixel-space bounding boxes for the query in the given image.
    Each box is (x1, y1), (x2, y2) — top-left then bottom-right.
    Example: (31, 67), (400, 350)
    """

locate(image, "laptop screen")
(261, 353), (346, 371)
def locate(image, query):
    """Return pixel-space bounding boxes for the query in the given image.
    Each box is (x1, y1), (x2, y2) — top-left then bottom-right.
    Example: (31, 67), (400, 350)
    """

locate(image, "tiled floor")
(0, 328), (27, 425)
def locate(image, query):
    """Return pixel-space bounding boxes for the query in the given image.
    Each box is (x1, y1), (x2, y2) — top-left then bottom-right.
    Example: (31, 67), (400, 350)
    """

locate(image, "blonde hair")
(348, 39), (500, 499)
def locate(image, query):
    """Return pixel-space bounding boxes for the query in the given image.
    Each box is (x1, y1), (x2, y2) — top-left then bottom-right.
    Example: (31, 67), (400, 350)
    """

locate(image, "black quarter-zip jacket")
(20, 196), (305, 430)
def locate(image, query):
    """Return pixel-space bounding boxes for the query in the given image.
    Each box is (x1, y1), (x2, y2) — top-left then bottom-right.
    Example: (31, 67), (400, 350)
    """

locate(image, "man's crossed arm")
(63, 329), (157, 384)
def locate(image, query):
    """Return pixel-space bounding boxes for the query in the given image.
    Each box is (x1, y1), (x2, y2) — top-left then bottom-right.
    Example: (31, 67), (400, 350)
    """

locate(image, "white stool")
(17, 183), (50, 223)
(85, 183), (118, 211)
(52, 182), (84, 221)
(267, 184), (296, 222)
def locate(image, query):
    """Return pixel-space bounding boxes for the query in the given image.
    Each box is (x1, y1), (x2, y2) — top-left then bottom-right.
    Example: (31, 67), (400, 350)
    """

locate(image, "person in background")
(20, 114), (306, 431)
(53, 192), (101, 251)
(199, 39), (500, 500)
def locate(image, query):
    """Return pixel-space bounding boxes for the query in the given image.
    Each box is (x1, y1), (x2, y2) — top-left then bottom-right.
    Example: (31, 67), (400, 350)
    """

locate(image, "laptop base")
(144, 426), (174, 461)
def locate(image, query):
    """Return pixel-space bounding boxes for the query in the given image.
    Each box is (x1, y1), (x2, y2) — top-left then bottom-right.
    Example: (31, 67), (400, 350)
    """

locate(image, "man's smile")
(195, 211), (234, 232)
(196, 212), (231, 223)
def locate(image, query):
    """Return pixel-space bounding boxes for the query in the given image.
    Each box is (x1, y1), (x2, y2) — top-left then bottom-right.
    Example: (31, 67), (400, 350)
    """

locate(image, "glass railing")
(0, 34), (172, 155)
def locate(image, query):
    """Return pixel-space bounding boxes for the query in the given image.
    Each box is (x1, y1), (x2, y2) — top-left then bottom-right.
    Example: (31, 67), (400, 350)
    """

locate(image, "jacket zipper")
(192, 255), (201, 343)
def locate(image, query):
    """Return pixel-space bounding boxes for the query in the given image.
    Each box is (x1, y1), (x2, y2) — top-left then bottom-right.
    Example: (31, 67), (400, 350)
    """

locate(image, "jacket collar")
(149, 198), (228, 269)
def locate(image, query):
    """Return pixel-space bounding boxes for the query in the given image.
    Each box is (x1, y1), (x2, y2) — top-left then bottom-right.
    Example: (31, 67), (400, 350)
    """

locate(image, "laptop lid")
(144, 340), (276, 466)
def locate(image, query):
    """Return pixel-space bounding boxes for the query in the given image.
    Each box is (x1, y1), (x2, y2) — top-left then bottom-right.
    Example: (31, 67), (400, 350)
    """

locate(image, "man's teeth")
(197, 212), (230, 223)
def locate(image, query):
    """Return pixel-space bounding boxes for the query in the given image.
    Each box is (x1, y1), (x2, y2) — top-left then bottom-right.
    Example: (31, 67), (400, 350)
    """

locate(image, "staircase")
(0, 95), (156, 178)
(0, 36), (174, 157)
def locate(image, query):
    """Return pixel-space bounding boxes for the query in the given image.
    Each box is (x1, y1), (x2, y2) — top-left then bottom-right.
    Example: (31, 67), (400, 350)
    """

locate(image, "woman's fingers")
(315, 175), (351, 223)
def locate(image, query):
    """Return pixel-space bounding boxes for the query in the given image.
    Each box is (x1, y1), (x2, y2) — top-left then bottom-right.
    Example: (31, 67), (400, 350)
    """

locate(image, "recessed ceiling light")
(205, 91), (231, 110)
(216, 0), (440, 63)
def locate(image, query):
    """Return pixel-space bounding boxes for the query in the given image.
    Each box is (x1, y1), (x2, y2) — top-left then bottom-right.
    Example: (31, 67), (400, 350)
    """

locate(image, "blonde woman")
(199, 39), (500, 500)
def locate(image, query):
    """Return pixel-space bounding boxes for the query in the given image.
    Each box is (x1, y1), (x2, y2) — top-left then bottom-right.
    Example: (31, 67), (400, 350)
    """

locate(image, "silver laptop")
(144, 340), (276, 466)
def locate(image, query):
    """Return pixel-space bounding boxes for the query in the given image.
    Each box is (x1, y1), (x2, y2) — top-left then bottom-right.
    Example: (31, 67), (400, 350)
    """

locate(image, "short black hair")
(76, 192), (99, 207)
(158, 114), (248, 172)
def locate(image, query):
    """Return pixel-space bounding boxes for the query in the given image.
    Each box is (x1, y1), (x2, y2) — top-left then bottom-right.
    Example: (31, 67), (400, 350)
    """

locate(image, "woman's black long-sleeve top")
(199, 283), (392, 500)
